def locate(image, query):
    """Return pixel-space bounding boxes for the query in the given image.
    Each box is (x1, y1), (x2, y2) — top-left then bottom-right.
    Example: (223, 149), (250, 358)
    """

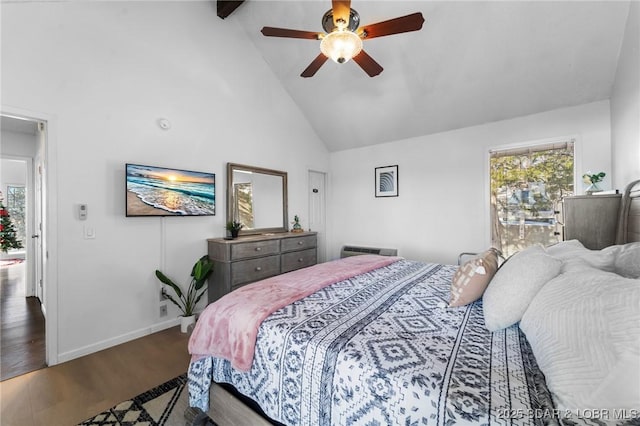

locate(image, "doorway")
(0, 114), (47, 379)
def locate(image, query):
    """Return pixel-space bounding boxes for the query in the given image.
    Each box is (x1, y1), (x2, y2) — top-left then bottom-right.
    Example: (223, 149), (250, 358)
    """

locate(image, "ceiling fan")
(261, 0), (425, 78)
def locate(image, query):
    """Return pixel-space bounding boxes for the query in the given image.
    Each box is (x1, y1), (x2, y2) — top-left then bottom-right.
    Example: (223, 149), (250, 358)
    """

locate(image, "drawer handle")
(297, 241), (304, 245)
(255, 247), (262, 251)
(255, 266), (262, 271)
(298, 258), (304, 262)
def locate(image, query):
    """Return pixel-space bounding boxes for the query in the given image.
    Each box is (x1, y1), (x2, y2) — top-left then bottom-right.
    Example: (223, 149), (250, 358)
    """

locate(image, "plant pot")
(230, 229), (239, 239)
(180, 315), (196, 333)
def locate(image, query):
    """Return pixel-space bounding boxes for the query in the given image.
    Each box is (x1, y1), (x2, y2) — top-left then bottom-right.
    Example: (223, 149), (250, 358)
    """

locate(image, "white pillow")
(520, 268), (640, 412)
(545, 239), (585, 258)
(546, 240), (619, 273)
(614, 242), (640, 278)
(482, 245), (562, 331)
(579, 244), (619, 272)
(560, 257), (593, 274)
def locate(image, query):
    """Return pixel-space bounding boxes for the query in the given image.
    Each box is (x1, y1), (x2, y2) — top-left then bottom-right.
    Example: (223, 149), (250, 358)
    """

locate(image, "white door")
(308, 170), (327, 263)
(34, 160), (43, 302)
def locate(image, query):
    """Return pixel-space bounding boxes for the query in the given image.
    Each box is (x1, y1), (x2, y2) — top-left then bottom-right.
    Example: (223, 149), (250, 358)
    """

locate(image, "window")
(489, 140), (574, 257)
(6, 185), (26, 249)
(233, 182), (255, 229)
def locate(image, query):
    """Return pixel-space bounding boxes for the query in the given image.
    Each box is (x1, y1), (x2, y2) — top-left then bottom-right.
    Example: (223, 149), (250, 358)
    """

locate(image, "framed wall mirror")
(227, 163), (288, 235)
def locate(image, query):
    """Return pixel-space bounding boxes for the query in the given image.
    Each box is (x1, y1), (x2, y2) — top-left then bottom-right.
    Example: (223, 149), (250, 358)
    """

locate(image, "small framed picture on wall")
(375, 165), (398, 197)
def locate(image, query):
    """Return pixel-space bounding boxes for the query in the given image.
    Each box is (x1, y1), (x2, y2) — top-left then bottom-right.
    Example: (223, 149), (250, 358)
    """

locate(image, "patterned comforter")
(188, 259), (555, 425)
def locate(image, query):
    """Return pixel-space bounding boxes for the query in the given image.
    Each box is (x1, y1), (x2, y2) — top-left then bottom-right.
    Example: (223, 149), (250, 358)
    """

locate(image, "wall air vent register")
(340, 246), (397, 258)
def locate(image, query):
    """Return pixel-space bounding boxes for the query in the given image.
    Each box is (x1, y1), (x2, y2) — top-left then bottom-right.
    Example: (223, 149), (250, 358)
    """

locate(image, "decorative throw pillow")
(482, 245), (562, 331)
(520, 268), (640, 411)
(449, 248), (500, 307)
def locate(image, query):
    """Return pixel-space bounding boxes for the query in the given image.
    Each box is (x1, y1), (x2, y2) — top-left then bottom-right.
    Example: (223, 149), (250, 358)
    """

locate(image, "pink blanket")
(188, 254), (401, 372)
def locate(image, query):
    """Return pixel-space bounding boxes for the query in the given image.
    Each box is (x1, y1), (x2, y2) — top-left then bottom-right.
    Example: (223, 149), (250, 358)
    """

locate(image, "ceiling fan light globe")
(320, 30), (363, 64)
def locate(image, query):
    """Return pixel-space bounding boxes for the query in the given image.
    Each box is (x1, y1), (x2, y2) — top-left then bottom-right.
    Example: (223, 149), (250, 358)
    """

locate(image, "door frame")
(1, 106), (59, 366)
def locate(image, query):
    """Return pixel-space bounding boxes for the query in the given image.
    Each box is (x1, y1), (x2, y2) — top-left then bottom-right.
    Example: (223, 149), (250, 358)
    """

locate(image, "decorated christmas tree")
(0, 193), (23, 253)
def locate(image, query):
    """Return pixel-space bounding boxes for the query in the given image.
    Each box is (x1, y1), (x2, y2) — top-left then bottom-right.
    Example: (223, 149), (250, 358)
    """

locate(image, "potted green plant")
(155, 255), (213, 333)
(226, 220), (243, 239)
(582, 171), (606, 194)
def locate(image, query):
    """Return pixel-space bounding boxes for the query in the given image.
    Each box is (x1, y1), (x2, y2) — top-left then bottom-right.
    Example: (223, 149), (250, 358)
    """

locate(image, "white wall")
(1, 2), (329, 361)
(611, 1), (640, 188)
(328, 101), (612, 265)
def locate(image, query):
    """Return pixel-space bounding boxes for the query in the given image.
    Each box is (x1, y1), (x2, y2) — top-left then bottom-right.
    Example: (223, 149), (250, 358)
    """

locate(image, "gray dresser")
(563, 194), (621, 249)
(207, 232), (317, 303)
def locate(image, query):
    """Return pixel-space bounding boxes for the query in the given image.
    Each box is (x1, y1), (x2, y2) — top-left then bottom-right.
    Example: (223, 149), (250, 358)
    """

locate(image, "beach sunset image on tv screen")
(126, 164), (215, 216)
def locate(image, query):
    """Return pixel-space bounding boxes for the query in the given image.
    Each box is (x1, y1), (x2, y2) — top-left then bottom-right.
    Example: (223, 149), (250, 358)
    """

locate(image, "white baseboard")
(57, 318), (180, 363)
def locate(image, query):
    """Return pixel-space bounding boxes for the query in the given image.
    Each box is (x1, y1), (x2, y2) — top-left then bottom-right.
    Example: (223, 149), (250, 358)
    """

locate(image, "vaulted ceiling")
(229, 1), (630, 152)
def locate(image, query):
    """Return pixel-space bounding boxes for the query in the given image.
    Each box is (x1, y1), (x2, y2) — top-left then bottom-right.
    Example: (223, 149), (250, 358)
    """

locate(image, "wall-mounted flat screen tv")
(126, 163), (215, 216)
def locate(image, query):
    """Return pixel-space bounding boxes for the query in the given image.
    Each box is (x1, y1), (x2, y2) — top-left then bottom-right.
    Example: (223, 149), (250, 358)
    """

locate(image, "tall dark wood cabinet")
(562, 194), (622, 249)
(207, 232), (317, 303)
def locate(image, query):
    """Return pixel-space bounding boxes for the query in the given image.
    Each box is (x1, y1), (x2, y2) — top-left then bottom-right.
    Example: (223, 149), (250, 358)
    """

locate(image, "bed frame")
(185, 382), (273, 425)
(185, 178), (640, 426)
(616, 179), (640, 244)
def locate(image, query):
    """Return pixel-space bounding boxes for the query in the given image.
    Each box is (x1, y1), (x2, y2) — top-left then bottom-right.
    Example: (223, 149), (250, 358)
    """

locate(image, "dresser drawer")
(281, 248), (317, 273)
(281, 235), (317, 253)
(231, 240), (280, 260)
(207, 232), (318, 304)
(231, 256), (280, 286)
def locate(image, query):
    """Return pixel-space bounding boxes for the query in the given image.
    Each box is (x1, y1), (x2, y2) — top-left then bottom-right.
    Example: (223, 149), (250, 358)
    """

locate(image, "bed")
(185, 179), (640, 426)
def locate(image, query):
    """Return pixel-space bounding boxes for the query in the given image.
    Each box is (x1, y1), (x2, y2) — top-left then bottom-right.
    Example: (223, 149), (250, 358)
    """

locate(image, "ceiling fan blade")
(332, 0), (352, 27)
(352, 50), (383, 77)
(261, 27), (321, 40)
(301, 54), (329, 78)
(359, 12), (425, 39)
(217, 1), (244, 19)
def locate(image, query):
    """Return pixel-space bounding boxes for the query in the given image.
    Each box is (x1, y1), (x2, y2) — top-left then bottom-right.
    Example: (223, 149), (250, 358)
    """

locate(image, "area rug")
(79, 374), (216, 425)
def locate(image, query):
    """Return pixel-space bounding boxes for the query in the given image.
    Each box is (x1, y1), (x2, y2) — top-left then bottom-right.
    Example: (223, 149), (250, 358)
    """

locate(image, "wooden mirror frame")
(226, 163), (288, 235)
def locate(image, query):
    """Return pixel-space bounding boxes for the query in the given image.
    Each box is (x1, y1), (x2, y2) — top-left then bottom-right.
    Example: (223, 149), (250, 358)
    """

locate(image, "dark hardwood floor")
(1, 326), (191, 425)
(0, 261), (47, 381)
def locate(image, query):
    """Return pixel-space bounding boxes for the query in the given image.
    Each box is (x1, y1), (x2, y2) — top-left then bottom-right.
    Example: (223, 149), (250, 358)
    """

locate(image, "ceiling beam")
(217, 1), (245, 19)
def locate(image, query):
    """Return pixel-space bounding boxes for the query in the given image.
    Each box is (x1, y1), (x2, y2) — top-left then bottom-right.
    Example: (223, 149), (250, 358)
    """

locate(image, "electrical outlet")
(159, 288), (168, 302)
(160, 304), (167, 317)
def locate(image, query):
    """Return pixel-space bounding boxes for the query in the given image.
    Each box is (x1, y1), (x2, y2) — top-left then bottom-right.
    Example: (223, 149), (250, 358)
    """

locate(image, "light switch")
(84, 226), (95, 239)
